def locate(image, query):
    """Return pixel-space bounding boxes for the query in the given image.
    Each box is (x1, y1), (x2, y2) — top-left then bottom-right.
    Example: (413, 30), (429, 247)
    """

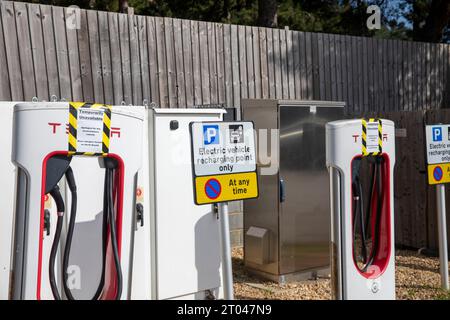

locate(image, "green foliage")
(18, 0), (117, 11)
(129, 0), (258, 25)
(15, 0), (450, 43)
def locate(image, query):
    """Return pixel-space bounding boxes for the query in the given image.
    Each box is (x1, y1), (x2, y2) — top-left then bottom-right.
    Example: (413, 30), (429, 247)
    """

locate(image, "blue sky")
(384, 0), (413, 29)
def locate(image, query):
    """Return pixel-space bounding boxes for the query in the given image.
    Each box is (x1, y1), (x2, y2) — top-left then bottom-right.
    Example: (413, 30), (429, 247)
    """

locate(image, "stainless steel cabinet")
(242, 99), (344, 282)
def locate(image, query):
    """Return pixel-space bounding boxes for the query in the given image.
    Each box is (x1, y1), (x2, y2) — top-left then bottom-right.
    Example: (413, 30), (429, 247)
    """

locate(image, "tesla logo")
(48, 122), (61, 134)
(48, 122), (121, 138)
(111, 127), (121, 138)
(353, 134), (388, 142)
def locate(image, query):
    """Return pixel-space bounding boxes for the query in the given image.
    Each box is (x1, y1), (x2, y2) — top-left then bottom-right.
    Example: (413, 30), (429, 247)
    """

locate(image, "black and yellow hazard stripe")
(102, 104), (112, 154)
(362, 118), (382, 157)
(68, 102), (112, 156)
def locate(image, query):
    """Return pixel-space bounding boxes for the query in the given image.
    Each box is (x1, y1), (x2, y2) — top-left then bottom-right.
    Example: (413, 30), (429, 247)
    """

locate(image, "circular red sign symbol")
(434, 166), (443, 182)
(204, 178), (222, 199)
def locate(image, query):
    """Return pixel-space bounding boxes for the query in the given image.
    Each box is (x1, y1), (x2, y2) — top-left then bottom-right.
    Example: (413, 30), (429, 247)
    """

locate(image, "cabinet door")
(154, 113), (222, 299)
(242, 104), (280, 275)
(279, 105), (343, 274)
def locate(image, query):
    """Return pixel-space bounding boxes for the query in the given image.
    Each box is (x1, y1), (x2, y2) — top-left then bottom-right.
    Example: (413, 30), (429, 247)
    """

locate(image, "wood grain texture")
(2, 1), (23, 100)
(108, 12), (123, 104)
(98, 11), (114, 104)
(0, 1), (11, 100)
(14, 2), (36, 99)
(87, 9), (103, 102)
(65, 6), (82, 101)
(129, 13), (142, 105)
(155, 16), (167, 107)
(0, 1), (448, 114)
(137, 14), (150, 105)
(147, 16), (159, 105)
(182, 18), (193, 107)
(173, 18), (185, 107)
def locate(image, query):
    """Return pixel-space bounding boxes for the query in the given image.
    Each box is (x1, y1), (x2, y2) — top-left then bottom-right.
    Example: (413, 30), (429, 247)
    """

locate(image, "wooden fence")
(0, 0), (449, 113)
(1, 1), (450, 250)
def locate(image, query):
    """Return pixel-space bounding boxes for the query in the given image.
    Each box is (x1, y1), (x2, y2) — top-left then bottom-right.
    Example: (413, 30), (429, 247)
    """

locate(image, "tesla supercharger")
(11, 102), (144, 300)
(326, 118), (396, 300)
(0, 102), (21, 299)
(131, 107), (225, 300)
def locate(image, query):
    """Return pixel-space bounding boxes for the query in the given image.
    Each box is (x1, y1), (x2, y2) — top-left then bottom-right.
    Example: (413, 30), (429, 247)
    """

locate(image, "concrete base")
(245, 266), (331, 284)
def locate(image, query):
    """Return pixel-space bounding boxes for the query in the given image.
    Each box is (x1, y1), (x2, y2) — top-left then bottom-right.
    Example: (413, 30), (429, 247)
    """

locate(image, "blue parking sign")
(203, 125), (219, 145)
(432, 127), (442, 142)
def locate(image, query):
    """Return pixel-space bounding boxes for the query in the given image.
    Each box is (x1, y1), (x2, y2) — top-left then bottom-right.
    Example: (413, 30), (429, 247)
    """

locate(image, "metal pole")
(218, 202), (234, 299)
(436, 184), (449, 290)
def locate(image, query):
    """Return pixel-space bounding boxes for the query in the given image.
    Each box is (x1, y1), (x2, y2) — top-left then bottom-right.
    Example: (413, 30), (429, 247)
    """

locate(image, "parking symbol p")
(203, 125), (219, 145)
(432, 127), (443, 142)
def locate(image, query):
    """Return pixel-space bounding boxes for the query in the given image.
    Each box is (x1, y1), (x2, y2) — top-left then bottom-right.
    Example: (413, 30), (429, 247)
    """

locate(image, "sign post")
(425, 124), (450, 290)
(218, 202), (233, 299)
(190, 121), (259, 299)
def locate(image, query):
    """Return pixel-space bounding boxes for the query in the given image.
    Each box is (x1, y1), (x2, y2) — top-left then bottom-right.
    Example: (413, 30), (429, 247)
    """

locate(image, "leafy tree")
(15, 0), (450, 43)
(258, 0), (277, 27)
(407, 0), (450, 42)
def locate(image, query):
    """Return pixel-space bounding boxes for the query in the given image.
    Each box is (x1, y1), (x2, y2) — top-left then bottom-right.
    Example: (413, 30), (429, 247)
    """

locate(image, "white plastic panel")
(326, 119), (396, 300)
(0, 102), (18, 299)
(131, 110), (152, 300)
(153, 109), (223, 300)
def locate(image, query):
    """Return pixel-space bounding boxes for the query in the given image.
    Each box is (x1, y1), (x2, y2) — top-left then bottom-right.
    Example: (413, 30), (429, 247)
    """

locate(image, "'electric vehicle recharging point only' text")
(11, 102), (144, 300)
(326, 118), (396, 300)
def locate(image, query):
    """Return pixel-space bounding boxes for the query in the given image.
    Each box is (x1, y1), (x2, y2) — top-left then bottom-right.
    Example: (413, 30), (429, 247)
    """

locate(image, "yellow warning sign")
(194, 172), (258, 205)
(428, 163), (450, 185)
(68, 102), (112, 156)
(362, 118), (382, 156)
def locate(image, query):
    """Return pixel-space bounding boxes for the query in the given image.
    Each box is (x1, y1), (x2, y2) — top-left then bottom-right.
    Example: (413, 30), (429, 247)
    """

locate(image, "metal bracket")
(44, 209), (51, 236)
(136, 203), (144, 227)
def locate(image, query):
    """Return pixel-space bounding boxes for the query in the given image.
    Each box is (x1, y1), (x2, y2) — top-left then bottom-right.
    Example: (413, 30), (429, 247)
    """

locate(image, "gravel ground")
(232, 248), (450, 300)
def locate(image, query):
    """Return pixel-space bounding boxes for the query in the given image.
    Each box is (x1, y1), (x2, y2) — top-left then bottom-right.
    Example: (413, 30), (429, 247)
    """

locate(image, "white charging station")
(0, 102), (21, 300)
(11, 102), (144, 300)
(131, 108), (226, 300)
(326, 118), (396, 300)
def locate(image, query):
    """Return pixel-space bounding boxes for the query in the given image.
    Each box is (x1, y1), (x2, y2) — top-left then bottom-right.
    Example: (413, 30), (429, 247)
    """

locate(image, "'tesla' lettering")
(177, 304), (211, 318)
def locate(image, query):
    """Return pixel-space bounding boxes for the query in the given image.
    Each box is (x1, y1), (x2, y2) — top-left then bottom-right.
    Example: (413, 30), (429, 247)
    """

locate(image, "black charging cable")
(362, 156), (384, 271)
(62, 167), (107, 300)
(48, 186), (64, 300)
(47, 157), (122, 300)
(352, 173), (367, 264)
(105, 162), (122, 300)
(352, 156), (384, 272)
